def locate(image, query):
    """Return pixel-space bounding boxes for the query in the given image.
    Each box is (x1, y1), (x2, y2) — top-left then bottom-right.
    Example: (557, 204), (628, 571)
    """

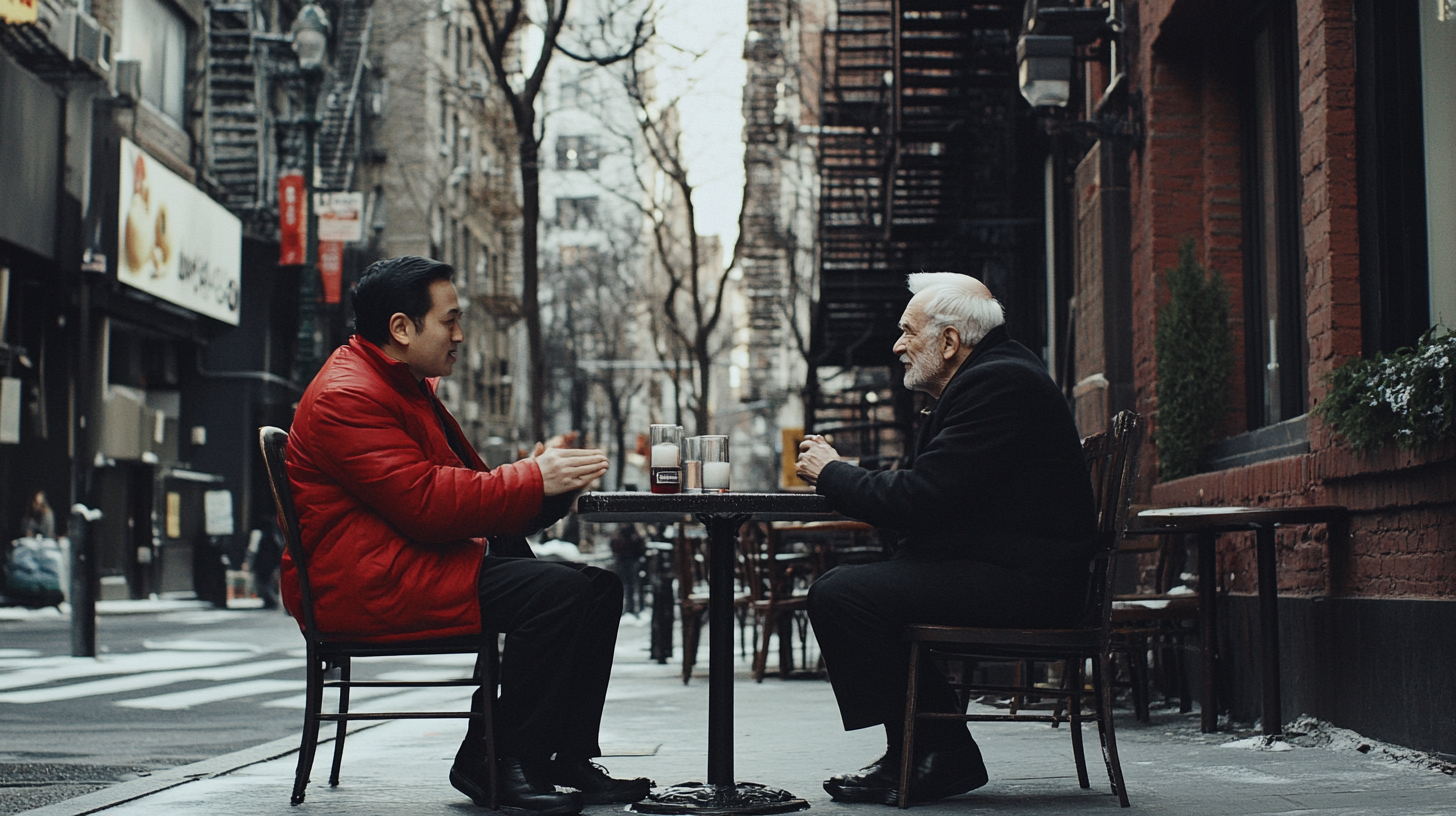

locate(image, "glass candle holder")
(699, 435), (730, 492)
(649, 424), (682, 494)
(682, 436), (704, 493)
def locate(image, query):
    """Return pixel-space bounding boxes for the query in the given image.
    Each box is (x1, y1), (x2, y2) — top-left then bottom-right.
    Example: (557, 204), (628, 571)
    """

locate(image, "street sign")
(316, 192), (364, 242)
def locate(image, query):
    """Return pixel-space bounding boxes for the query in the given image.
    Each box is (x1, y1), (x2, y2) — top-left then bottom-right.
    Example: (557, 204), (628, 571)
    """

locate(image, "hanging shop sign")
(279, 174), (305, 265)
(318, 240), (344, 304)
(316, 192), (364, 242)
(118, 139), (242, 325)
(0, 0), (38, 24)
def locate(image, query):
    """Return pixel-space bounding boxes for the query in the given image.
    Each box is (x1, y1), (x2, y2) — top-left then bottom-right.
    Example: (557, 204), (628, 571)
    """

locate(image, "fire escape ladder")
(205, 0), (264, 214)
(741, 0), (790, 402)
(316, 0), (373, 192)
(815, 0), (897, 366)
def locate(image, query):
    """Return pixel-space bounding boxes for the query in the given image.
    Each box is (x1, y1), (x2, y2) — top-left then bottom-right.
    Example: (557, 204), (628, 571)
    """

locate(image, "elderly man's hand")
(536, 446), (609, 496)
(795, 435), (840, 486)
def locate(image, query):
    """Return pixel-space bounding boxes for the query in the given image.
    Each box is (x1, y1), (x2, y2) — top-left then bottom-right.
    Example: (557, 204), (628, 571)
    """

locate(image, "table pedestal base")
(631, 782), (809, 815)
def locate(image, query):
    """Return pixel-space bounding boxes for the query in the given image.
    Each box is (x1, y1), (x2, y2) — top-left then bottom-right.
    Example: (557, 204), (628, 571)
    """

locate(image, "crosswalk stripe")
(0, 658), (300, 704)
(116, 678), (301, 710)
(0, 651), (261, 692)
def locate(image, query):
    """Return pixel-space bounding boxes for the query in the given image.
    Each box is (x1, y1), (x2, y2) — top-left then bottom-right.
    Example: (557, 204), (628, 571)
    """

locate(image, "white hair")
(906, 272), (1005, 345)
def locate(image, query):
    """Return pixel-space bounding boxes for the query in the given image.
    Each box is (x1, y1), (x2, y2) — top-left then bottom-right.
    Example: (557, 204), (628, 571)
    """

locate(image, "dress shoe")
(450, 753), (583, 815)
(901, 743), (989, 804)
(545, 757), (653, 804)
(823, 753), (900, 804)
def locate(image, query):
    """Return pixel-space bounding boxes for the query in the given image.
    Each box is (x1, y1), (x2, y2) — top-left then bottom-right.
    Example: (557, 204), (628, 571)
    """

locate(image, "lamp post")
(291, 3), (330, 384)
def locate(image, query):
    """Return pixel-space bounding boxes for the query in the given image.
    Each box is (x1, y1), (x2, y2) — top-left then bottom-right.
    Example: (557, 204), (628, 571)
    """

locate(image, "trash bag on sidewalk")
(4, 536), (65, 608)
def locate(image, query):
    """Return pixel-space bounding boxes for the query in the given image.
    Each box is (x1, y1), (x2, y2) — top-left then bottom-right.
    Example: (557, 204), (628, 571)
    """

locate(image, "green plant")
(1155, 239), (1235, 480)
(1313, 328), (1456, 452)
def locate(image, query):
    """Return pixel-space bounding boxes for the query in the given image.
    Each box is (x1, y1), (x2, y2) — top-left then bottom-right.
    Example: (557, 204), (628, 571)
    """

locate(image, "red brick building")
(1066, 0), (1455, 754)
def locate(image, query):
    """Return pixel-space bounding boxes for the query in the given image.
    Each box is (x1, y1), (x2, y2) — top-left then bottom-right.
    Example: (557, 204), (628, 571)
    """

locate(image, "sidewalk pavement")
(19, 614), (1456, 816)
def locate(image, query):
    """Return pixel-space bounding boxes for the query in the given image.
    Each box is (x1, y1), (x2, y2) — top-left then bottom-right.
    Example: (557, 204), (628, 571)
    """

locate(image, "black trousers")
(467, 556), (623, 761)
(807, 556), (1084, 745)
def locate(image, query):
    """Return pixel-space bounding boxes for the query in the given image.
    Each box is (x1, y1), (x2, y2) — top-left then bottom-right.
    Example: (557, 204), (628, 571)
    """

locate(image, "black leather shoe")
(901, 744), (989, 804)
(450, 754), (583, 815)
(823, 753), (900, 804)
(546, 758), (652, 804)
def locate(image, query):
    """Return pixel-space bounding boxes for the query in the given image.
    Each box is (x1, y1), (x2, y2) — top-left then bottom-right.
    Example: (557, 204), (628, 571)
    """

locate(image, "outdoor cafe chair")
(895, 410), (1143, 808)
(258, 426), (499, 807)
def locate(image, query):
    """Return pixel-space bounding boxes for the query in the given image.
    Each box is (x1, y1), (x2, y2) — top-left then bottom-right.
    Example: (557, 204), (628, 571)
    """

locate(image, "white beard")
(902, 347), (940, 393)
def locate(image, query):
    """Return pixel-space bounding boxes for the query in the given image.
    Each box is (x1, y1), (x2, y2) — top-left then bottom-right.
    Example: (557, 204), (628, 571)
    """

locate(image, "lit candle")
(702, 461), (730, 490)
(651, 443), (680, 468)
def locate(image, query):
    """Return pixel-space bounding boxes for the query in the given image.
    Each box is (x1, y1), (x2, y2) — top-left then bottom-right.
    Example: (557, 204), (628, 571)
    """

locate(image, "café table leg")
(1256, 524), (1283, 738)
(1198, 531), (1218, 733)
(632, 513), (807, 816)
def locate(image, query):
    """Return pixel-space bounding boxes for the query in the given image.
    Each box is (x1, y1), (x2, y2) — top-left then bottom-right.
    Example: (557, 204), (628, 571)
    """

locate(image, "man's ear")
(940, 326), (962, 360)
(387, 312), (414, 348)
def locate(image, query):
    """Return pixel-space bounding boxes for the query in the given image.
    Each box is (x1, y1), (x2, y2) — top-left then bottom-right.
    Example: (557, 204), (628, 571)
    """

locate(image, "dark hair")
(352, 256), (455, 345)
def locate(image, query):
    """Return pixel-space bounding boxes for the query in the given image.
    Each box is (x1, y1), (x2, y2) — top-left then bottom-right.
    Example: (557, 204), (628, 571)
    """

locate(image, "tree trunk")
(519, 130), (545, 443)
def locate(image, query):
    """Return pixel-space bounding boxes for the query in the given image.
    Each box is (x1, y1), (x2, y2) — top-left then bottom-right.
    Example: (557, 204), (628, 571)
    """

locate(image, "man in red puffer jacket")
(284, 256), (648, 815)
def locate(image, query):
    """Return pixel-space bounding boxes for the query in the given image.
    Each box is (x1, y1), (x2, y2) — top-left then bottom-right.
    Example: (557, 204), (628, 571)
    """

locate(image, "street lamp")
(291, 3), (330, 383)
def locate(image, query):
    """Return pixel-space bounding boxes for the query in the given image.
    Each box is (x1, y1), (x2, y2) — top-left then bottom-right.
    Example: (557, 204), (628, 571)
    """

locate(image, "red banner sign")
(279, 174), (305, 266)
(318, 240), (344, 304)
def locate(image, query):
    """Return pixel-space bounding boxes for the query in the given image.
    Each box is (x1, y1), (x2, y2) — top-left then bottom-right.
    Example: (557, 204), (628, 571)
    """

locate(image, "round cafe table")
(577, 491), (834, 815)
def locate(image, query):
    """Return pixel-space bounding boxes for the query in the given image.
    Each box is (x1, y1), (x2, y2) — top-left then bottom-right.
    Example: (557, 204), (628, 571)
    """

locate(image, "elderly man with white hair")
(796, 272), (1097, 805)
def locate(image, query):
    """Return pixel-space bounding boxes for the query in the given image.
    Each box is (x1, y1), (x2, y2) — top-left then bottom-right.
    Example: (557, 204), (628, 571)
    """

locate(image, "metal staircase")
(315, 0), (373, 192)
(740, 0), (790, 402)
(815, 0), (898, 368)
(813, 0), (1034, 371)
(204, 0), (265, 215)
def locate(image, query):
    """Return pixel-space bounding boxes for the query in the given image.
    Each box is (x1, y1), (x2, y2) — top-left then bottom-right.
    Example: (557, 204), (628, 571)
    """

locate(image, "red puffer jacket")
(281, 336), (544, 641)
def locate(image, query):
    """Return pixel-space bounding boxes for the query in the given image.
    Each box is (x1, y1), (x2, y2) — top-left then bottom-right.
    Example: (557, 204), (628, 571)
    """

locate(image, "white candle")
(651, 443), (680, 468)
(702, 461), (730, 490)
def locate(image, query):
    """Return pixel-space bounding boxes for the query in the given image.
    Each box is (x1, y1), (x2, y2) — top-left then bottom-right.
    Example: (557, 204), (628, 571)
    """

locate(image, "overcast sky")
(653, 0), (747, 267)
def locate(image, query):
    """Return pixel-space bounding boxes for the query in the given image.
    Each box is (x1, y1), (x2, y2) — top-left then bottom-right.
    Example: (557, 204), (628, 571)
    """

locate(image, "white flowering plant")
(1314, 328), (1455, 452)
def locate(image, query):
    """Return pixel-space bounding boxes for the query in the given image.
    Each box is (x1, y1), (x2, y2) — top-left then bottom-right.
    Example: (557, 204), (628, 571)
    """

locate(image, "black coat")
(816, 325), (1096, 574)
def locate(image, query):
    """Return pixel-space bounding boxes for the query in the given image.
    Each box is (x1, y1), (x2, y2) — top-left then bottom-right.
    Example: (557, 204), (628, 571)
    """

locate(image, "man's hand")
(536, 446), (609, 496)
(795, 435), (840, 486)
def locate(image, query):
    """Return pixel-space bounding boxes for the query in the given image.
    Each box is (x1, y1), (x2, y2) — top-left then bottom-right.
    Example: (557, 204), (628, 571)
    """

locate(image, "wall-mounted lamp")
(291, 3), (331, 73)
(1015, 0), (1138, 142)
(1017, 35), (1074, 108)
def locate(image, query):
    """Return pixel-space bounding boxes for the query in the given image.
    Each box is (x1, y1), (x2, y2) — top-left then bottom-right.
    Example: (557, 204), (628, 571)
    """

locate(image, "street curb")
(16, 723), (385, 816)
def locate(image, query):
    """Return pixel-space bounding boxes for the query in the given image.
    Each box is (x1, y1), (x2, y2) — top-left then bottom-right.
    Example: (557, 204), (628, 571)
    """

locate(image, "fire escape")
(315, 0), (372, 192)
(204, 0), (267, 225)
(811, 0), (1039, 451)
(740, 0), (789, 404)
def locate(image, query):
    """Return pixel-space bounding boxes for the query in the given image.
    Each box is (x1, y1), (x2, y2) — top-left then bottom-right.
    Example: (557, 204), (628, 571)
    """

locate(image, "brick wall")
(1127, 0), (1455, 605)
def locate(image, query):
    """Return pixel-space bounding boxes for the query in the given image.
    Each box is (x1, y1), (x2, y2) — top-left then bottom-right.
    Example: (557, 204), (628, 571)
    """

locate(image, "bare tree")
(467, 0), (650, 441)
(612, 52), (733, 435)
(542, 230), (646, 486)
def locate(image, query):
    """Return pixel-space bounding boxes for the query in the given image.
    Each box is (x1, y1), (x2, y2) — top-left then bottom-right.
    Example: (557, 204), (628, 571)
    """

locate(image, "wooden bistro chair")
(674, 524), (754, 683)
(749, 520), (877, 681)
(1110, 528), (1198, 722)
(896, 410), (1143, 809)
(258, 427), (499, 807)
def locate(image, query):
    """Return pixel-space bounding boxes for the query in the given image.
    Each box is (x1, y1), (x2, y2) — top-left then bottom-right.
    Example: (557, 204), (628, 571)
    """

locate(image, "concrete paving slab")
(20, 613), (1456, 815)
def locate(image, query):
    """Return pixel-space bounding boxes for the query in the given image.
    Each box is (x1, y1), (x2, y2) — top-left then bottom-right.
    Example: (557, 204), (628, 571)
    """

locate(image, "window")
(1355, 0), (1432, 354)
(555, 135), (600, 170)
(1240, 1), (1307, 428)
(560, 245), (600, 269)
(556, 197), (599, 229)
(120, 0), (187, 124)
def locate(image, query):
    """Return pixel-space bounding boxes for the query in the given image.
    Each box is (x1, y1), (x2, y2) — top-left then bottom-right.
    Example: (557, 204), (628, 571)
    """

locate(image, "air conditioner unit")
(55, 9), (114, 79)
(114, 59), (142, 105)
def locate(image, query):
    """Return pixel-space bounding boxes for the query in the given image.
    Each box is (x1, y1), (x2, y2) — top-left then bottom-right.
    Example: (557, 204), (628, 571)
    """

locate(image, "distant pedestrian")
(250, 520), (285, 611)
(610, 523), (647, 615)
(21, 491), (54, 540)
